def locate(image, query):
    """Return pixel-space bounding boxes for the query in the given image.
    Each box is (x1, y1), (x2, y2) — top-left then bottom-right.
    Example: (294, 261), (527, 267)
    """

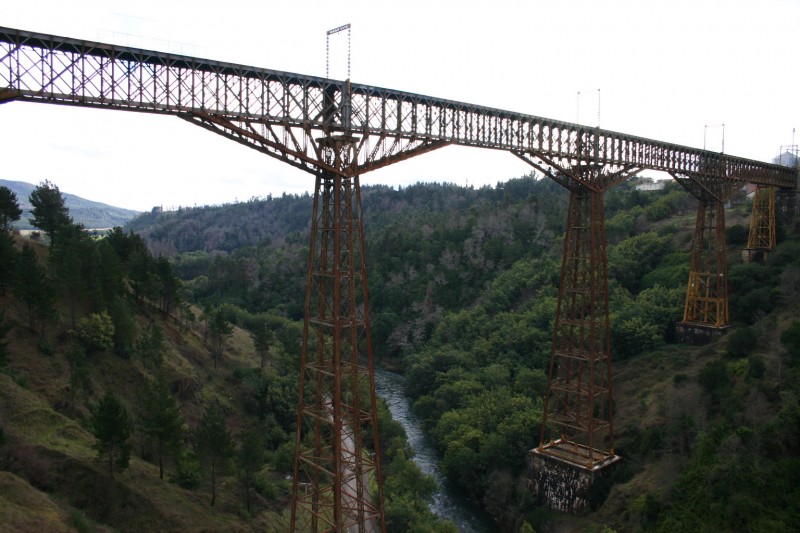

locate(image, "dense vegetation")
(3, 172), (800, 532)
(0, 181), (450, 531)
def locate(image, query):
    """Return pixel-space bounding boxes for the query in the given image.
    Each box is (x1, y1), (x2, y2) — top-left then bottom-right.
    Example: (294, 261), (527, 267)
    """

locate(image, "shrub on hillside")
(726, 327), (757, 359)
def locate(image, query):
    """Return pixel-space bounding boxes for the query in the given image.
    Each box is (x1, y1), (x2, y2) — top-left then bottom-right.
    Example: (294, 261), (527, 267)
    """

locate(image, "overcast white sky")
(1, 0), (798, 211)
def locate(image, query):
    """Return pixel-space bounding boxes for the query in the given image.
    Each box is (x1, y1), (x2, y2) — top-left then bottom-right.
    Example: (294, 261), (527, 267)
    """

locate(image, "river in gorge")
(373, 366), (497, 532)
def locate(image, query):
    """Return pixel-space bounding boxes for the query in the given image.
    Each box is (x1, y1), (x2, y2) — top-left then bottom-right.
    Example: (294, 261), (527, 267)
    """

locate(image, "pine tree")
(249, 320), (273, 369)
(92, 393), (133, 478)
(0, 186), (22, 232)
(209, 309), (233, 369)
(28, 180), (71, 245)
(0, 186), (22, 296)
(0, 311), (12, 367)
(195, 405), (233, 506)
(237, 427), (265, 512)
(140, 374), (183, 479)
(14, 243), (56, 334)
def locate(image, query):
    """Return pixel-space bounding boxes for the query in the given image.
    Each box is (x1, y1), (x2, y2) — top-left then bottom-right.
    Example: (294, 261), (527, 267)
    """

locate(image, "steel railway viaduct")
(1, 26), (796, 531)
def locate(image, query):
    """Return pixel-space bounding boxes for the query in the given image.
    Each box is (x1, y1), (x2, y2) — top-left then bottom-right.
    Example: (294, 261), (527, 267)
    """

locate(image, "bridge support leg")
(529, 167), (624, 513)
(290, 137), (385, 533)
(671, 171), (743, 343)
(743, 185), (776, 264)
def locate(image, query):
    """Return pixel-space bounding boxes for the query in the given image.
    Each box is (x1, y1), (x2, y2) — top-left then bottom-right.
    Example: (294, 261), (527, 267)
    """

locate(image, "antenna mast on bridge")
(326, 23), (351, 79)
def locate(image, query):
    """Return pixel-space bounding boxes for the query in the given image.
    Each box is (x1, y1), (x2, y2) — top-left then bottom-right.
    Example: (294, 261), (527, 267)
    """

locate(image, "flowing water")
(373, 366), (496, 532)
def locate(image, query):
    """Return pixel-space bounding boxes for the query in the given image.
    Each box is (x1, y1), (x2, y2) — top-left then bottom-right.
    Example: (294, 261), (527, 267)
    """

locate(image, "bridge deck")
(0, 25), (795, 188)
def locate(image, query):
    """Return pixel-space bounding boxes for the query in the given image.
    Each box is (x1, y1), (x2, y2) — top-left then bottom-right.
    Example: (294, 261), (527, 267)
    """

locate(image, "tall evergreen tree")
(209, 309), (233, 369)
(0, 231), (17, 296)
(50, 222), (92, 326)
(249, 320), (273, 369)
(140, 374), (184, 479)
(0, 311), (12, 367)
(195, 404), (233, 506)
(92, 392), (133, 478)
(28, 180), (72, 245)
(154, 256), (181, 316)
(0, 186), (22, 295)
(237, 426), (265, 512)
(14, 243), (56, 333)
(0, 186), (22, 232)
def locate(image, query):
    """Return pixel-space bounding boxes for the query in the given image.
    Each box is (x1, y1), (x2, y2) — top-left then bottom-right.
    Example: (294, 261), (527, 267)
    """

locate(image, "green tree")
(0, 230), (17, 296)
(0, 186), (22, 296)
(726, 326), (757, 359)
(50, 222), (92, 326)
(0, 310), (12, 367)
(108, 296), (137, 358)
(154, 256), (181, 316)
(14, 243), (56, 334)
(92, 392), (133, 478)
(209, 309), (233, 369)
(249, 320), (273, 369)
(0, 186), (22, 232)
(195, 405), (233, 506)
(137, 322), (165, 370)
(28, 180), (72, 244)
(612, 317), (664, 360)
(67, 343), (92, 410)
(237, 427), (265, 512)
(608, 232), (672, 294)
(140, 374), (184, 479)
(73, 311), (115, 354)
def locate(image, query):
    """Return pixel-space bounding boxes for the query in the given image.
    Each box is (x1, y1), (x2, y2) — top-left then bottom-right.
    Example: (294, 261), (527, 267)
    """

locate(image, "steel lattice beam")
(0, 26), (795, 187)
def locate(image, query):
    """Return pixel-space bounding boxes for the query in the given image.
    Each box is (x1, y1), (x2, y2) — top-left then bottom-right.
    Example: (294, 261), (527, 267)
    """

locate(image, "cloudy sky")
(1, 0), (798, 211)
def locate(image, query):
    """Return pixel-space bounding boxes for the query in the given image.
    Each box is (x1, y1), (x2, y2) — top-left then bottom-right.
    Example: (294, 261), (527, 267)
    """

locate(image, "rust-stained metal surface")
(526, 162), (634, 470)
(0, 26), (794, 187)
(747, 186), (777, 251)
(670, 168), (744, 328)
(289, 136), (385, 533)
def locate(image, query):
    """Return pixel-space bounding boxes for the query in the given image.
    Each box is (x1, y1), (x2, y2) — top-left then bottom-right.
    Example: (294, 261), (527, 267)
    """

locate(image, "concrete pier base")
(741, 248), (768, 264)
(674, 322), (730, 345)
(527, 441), (621, 514)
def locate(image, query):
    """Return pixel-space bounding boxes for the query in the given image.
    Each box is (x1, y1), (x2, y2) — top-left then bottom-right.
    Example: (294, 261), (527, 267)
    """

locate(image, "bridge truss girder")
(181, 111), (450, 177)
(0, 26), (794, 188)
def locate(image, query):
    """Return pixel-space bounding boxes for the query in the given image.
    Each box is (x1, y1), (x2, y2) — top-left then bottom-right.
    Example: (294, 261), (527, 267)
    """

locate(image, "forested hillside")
(0, 182), (449, 532)
(126, 173), (800, 532)
(3, 174), (800, 532)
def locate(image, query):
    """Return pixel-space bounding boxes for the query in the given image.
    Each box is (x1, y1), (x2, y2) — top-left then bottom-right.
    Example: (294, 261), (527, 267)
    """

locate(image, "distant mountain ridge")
(0, 179), (140, 229)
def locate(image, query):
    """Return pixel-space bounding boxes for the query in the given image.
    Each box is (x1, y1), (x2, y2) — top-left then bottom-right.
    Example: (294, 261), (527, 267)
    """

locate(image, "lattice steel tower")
(516, 138), (637, 472)
(289, 133), (385, 532)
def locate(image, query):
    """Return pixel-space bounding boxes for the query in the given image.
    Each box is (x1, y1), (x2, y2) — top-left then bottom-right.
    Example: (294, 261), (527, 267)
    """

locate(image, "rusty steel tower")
(289, 134), (386, 532)
(515, 138), (638, 475)
(746, 185), (777, 258)
(670, 156), (745, 337)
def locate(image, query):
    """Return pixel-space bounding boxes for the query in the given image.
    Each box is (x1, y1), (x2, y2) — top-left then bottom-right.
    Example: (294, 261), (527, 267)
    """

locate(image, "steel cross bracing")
(747, 185), (777, 251)
(0, 26), (795, 187)
(290, 136), (385, 533)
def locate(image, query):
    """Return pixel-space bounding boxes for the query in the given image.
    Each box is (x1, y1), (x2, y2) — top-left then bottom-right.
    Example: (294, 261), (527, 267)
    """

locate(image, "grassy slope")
(0, 289), (289, 532)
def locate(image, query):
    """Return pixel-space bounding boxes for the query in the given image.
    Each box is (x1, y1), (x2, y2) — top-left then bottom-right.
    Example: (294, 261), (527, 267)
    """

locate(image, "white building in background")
(634, 177), (666, 192)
